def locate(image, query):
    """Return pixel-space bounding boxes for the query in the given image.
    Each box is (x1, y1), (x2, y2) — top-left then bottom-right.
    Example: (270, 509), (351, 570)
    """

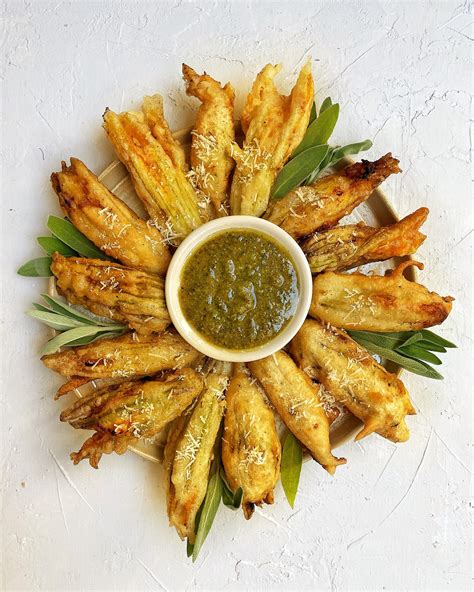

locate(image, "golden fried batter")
(51, 158), (171, 274)
(103, 99), (203, 244)
(302, 208), (428, 273)
(51, 254), (170, 334)
(230, 62), (314, 217)
(265, 154), (401, 238)
(42, 329), (203, 384)
(310, 260), (454, 332)
(290, 319), (416, 442)
(183, 64), (235, 217)
(61, 368), (204, 468)
(248, 351), (345, 475)
(165, 361), (231, 542)
(221, 363), (281, 519)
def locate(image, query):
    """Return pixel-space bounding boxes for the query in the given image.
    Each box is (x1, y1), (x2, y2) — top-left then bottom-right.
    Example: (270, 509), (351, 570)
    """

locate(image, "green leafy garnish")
(220, 467), (243, 510)
(319, 97), (332, 113)
(271, 145), (329, 199)
(37, 236), (78, 257)
(347, 329), (456, 380)
(17, 257), (53, 277)
(27, 294), (126, 355)
(40, 325), (125, 356)
(191, 462), (223, 562)
(280, 431), (303, 508)
(270, 97), (372, 199)
(419, 329), (457, 349)
(304, 140), (373, 185)
(18, 216), (107, 277)
(47, 216), (107, 259)
(293, 103), (339, 156)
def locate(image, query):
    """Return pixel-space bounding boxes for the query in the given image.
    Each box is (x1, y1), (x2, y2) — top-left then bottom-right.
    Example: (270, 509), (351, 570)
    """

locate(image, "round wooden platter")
(51, 127), (414, 463)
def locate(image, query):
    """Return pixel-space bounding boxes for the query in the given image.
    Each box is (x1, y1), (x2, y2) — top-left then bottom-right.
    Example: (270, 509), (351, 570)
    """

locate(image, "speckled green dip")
(179, 230), (299, 350)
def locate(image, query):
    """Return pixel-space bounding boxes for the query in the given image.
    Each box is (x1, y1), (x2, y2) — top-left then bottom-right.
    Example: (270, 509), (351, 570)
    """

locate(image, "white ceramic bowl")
(165, 216), (312, 362)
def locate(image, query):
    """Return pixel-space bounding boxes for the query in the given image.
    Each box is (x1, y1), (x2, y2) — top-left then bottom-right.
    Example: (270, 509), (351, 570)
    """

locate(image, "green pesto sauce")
(179, 230), (299, 350)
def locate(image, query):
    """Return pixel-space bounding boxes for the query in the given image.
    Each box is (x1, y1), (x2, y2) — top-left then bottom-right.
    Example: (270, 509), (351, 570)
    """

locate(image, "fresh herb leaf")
(192, 467), (223, 562)
(399, 333), (424, 348)
(309, 102), (317, 124)
(398, 345), (442, 366)
(37, 236), (78, 257)
(348, 334), (443, 379)
(47, 216), (107, 259)
(220, 468), (242, 510)
(40, 325), (125, 356)
(280, 431), (303, 508)
(420, 330), (457, 349)
(327, 140), (373, 165)
(17, 257), (53, 277)
(272, 144), (329, 199)
(416, 340), (447, 353)
(65, 331), (125, 347)
(26, 310), (85, 331)
(348, 330), (406, 350)
(40, 294), (119, 325)
(293, 103), (339, 156)
(304, 139), (372, 185)
(319, 97), (332, 114)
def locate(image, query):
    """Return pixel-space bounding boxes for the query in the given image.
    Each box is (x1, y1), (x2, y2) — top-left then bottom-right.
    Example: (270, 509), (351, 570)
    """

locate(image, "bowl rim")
(165, 215), (313, 362)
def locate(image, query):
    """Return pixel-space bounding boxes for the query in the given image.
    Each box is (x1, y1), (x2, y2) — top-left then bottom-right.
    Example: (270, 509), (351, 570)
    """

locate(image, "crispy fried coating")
(265, 154), (401, 238)
(230, 61), (314, 217)
(164, 361), (231, 542)
(42, 329), (202, 383)
(221, 364), (281, 519)
(183, 64), (235, 217)
(302, 208), (428, 273)
(248, 351), (345, 475)
(61, 368), (204, 468)
(290, 319), (416, 442)
(310, 260), (454, 332)
(51, 158), (171, 274)
(55, 377), (91, 399)
(51, 253), (170, 334)
(103, 99), (202, 244)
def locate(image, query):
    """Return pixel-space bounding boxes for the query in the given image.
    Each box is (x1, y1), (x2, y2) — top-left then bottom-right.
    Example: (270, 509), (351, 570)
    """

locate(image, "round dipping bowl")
(165, 216), (313, 362)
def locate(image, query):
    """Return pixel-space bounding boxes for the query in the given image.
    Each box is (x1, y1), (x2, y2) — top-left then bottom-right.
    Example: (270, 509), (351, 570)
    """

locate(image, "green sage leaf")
(47, 216), (107, 259)
(327, 140), (373, 167)
(348, 330), (407, 350)
(40, 325), (125, 356)
(271, 144), (329, 199)
(416, 340), (447, 353)
(26, 310), (85, 331)
(420, 330), (457, 349)
(293, 103), (339, 156)
(17, 257), (53, 277)
(319, 97), (332, 114)
(281, 431), (303, 508)
(219, 468), (242, 510)
(65, 331), (125, 347)
(40, 294), (121, 326)
(399, 332), (424, 348)
(398, 345), (442, 365)
(309, 102), (317, 124)
(37, 236), (78, 257)
(192, 468), (223, 561)
(350, 336), (443, 379)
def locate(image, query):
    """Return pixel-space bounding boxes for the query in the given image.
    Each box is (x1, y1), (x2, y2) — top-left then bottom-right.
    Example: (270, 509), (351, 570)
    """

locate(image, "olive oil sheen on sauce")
(179, 230), (299, 350)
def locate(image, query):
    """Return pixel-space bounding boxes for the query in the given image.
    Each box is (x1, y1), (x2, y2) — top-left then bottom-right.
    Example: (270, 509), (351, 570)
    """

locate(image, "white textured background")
(1, 1), (472, 590)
